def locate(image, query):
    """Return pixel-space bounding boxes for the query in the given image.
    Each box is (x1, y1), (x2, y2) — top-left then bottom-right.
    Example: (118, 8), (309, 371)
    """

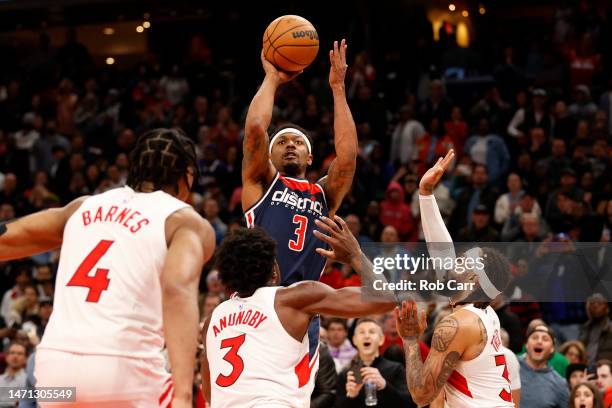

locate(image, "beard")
(281, 162), (301, 177)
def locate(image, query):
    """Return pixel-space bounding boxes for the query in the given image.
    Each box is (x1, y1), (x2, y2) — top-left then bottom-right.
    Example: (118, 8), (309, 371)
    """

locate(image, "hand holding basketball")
(260, 50), (302, 84)
(329, 39), (348, 89)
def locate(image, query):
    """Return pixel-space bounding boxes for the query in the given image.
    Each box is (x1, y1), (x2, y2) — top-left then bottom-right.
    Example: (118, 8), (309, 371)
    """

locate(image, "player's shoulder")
(166, 207), (214, 243)
(443, 307), (482, 336)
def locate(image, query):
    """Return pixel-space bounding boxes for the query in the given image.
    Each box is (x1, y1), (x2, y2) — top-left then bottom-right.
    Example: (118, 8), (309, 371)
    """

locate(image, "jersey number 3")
(289, 215), (308, 252)
(216, 334), (246, 387)
(67, 240), (114, 303)
(495, 354), (513, 402)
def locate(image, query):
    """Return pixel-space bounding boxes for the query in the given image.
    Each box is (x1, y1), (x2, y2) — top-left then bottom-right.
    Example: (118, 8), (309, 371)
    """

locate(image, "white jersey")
(39, 186), (189, 359)
(206, 287), (318, 408)
(444, 305), (515, 408)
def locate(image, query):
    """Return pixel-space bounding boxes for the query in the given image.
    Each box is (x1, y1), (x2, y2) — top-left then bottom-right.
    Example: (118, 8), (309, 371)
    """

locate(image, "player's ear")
(307, 154), (313, 166)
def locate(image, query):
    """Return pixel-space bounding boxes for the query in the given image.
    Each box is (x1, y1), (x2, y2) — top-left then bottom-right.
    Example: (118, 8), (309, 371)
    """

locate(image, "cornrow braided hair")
(127, 128), (198, 194)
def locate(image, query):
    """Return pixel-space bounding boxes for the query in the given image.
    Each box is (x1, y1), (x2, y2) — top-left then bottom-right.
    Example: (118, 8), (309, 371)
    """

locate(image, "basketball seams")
(269, 41), (307, 69)
(270, 23), (313, 47)
(263, 18), (283, 46)
(275, 44), (319, 48)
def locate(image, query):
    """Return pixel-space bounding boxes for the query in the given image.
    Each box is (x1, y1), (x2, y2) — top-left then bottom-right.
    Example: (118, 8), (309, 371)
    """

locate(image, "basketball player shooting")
(393, 150), (515, 408)
(242, 39), (357, 358)
(0, 128), (215, 408)
(201, 216), (399, 408)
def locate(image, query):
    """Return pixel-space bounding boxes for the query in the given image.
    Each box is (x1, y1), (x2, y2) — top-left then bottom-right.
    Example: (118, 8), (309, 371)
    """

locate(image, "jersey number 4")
(216, 333), (246, 387)
(289, 215), (308, 252)
(67, 240), (114, 303)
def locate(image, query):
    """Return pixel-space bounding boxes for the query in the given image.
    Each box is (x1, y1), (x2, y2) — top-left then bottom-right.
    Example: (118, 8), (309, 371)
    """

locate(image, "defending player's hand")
(419, 149), (455, 195)
(313, 215), (360, 264)
(395, 300), (427, 340)
(260, 50), (302, 84)
(329, 39), (348, 89)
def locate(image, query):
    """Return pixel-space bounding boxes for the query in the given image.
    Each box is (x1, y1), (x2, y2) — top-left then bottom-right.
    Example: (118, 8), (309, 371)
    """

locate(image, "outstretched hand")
(329, 39), (348, 89)
(261, 50), (302, 84)
(313, 215), (360, 265)
(395, 300), (427, 340)
(419, 149), (455, 195)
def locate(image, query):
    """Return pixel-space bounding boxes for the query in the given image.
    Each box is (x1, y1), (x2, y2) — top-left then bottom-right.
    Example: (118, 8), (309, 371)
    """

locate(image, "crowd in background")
(1, 1), (612, 407)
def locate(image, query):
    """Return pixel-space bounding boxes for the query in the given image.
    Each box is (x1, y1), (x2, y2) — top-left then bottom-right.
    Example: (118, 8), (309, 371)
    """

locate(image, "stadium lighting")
(103, 27), (114, 35)
(449, 3), (456, 11)
(462, 10), (469, 17)
(479, 6), (486, 14)
(136, 25), (144, 33)
(105, 57), (115, 65)
(143, 21), (151, 29)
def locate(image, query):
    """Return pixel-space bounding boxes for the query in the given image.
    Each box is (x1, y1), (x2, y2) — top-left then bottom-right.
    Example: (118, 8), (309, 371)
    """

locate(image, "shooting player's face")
(270, 133), (312, 177)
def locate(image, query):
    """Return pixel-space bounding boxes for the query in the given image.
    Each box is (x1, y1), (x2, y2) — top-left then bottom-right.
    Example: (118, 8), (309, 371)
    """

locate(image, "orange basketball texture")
(263, 15), (319, 72)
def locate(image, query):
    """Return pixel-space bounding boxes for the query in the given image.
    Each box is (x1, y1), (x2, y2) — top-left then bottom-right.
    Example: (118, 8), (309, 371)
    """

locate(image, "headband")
(465, 247), (501, 299)
(269, 128), (312, 154)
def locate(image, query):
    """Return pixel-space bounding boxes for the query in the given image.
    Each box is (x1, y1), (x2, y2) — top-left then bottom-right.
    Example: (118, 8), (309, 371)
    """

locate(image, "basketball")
(263, 15), (319, 72)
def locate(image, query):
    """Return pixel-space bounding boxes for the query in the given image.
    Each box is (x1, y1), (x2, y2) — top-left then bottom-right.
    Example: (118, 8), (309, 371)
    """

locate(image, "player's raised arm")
(242, 52), (302, 210)
(161, 209), (215, 407)
(320, 39), (357, 215)
(0, 196), (87, 261)
(395, 300), (472, 406)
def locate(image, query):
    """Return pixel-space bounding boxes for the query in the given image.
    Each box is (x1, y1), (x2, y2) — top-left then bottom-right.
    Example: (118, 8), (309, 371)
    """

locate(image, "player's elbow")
(410, 390), (433, 406)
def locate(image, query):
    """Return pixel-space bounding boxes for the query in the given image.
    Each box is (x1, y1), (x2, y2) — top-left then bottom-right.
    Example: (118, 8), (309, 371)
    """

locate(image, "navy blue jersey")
(245, 172), (329, 359)
(245, 172), (329, 285)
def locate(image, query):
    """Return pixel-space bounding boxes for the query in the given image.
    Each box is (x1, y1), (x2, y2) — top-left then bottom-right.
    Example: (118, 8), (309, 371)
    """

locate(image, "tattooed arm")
(395, 301), (479, 406)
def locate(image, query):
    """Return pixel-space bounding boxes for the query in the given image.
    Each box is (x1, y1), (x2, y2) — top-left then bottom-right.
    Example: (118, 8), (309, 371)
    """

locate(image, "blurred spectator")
(325, 318), (357, 373)
(0, 342), (28, 403)
(414, 117), (454, 177)
(205, 270), (224, 299)
(201, 293), (221, 319)
(568, 381), (604, 408)
(202, 198), (227, 245)
(344, 214), (372, 246)
(596, 359), (612, 394)
(464, 117), (510, 187)
(559, 340), (588, 365)
(311, 342), (337, 408)
(457, 204), (499, 242)
(507, 89), (551, 144)
(335, 318), (415, 407)
(379, 182), (416, 241)
(569, 85), (598, 121)
(450, 164), (498, 231)
(519, 324), (569, 408)
(389, 105), (424, 166)
(419, 79), (453, 123)
(494, 172), (524, 225)
(579, 293), (612, 365)
(1, 266), (31, 324)
(566, 363), (588, 390)
(7, 284), (39, 327)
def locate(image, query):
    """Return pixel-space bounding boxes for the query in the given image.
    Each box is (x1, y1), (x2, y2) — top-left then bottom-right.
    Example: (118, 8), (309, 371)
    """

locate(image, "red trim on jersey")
(294, 346), (320, 388)
(447, 370), (473, 398)
(280, 176), (322, 195)
(159, 378), (174, 406)
(245, 210), (254, 227)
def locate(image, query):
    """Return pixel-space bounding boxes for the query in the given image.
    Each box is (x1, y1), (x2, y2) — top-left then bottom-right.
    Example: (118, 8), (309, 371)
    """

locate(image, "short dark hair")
(327, 317), (348, 331)
(597, 359), (612, 373)
(127, 128), (198, 194)
(272, 123), (313, 147)
(354, 317), (381, 332)
(216, 227), (276, 296)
